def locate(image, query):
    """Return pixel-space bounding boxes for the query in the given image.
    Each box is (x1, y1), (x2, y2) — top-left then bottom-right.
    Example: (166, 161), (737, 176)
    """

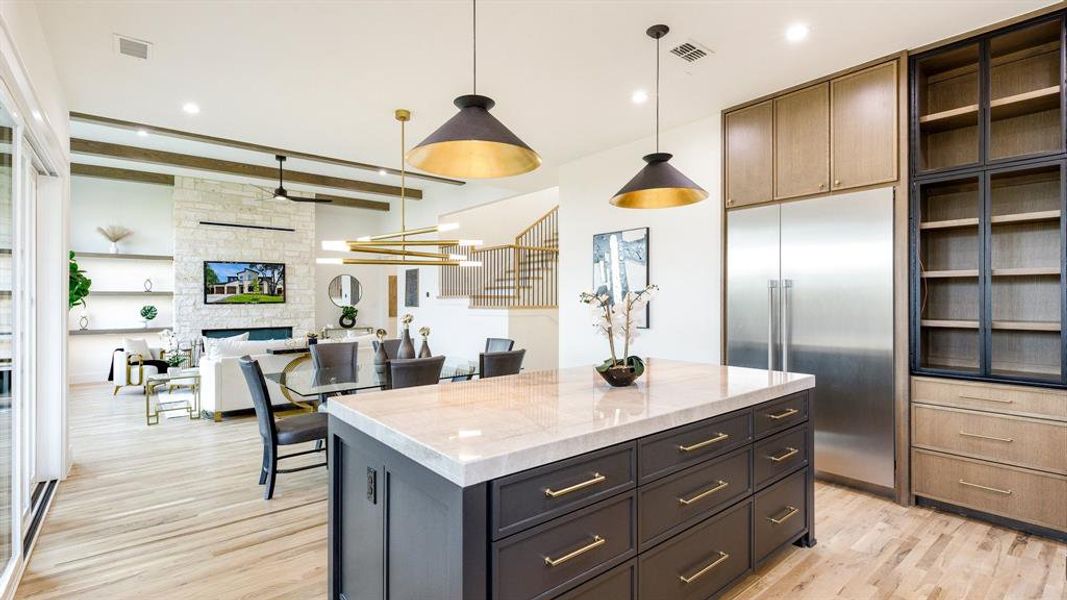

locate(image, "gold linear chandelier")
(318, 109), (483, 267)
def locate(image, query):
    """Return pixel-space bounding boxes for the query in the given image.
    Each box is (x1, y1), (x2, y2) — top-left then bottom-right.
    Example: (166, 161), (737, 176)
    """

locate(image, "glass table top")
(146, 368), (201, 383)
(264, 358), (478, 397)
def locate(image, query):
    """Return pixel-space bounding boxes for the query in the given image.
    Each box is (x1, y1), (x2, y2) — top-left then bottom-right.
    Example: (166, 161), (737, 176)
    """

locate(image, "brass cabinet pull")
(678, 432), (729, 453)
(543, 535), (605, 567)
(959, 479), (1013, 496)
(544, 473), (606, 498)
(958, 394), (1013, 404)
(767, 447), (799, 463)
(679, 551), (729, 584)
(959, 431), (1014, 443)
(678, 480), (729, 506)
(767, 505), (799, 525)
(766, 408), (799, 420)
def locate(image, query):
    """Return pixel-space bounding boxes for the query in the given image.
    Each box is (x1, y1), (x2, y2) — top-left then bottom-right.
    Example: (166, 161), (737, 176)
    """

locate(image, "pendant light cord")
(655, 33), (660, 153)
(472, 0), (477, 94)
(277, 157), (283, 188)
(400, 117), (407, 258)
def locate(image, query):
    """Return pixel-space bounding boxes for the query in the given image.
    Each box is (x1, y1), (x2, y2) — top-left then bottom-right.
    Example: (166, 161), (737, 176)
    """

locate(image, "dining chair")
(310, 340), (358, 369)
(389, 356), (446, 390)
(485, 337), (515, 353)
(372, 338), (403, 359)
(239, 356), (328, 500)
(480, 349), (526, 379)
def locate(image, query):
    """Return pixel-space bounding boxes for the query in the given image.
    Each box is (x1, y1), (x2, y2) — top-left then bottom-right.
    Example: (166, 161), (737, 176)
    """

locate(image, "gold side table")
(145, 369), (201, 426)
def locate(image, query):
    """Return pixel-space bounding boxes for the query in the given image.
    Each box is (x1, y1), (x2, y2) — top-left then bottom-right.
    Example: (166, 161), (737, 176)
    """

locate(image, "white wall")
(558, 115), (721, 368)
(439, 187), (559, 246)
(69, 177), (173, 255)
(314, 203), (390, 335)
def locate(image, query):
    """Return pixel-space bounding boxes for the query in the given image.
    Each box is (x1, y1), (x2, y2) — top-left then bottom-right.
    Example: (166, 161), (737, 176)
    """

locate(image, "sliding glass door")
(0, 99), (15, 576)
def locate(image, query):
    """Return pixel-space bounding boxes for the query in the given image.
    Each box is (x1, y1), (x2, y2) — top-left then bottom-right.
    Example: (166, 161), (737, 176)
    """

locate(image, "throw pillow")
(203, 332), (250, 360)
(122, 338), (153, 361)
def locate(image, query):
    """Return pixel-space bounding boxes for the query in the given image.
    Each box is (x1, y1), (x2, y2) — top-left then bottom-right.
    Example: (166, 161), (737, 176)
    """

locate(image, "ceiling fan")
(272, 155), (331, 203)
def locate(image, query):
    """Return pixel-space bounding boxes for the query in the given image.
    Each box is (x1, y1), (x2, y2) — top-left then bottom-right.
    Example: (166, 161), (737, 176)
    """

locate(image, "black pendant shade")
(610, 152), (708, 209)
(406, 94), (541, 179)
(611, 24), (707, 209)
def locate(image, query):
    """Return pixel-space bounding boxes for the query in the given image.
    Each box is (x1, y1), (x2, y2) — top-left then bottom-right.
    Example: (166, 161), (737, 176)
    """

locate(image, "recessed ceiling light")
(136, 128), (149, 137)
(786, 23), (810, 43)
(182, 102), (200, 114)
(378, 169), (388, 176)
(631, 89), (649, 104)
(31, 110), (43, 122)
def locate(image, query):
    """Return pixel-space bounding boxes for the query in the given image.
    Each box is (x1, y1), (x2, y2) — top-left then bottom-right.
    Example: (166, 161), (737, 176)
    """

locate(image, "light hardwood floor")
(16, 383), (1067, 599)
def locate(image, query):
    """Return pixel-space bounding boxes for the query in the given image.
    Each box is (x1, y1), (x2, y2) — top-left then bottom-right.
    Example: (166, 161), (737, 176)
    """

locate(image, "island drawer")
(638, 410), (752, 484)
(912, 449), (1067, 532)
(754, 469), (808, 562)
(753, 392), (809, 438)
(557, 558), (636, 600)
(754, 424), (810, 489)
(491, 442), (636, 540)
(913, 405), (1067, 474)
(912, 377), (1067, 421)
(492, 490), (636, 600)
(637, 500), (752, 600)
(638, 447), (752, 549)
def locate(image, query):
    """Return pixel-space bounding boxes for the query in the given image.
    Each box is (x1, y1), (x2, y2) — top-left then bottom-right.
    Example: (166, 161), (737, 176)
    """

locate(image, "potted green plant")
(339, 305), (358, 329)
(68, 251), (92, 310)
(140, 305), (158, 329)
(579, 284), (658, 387)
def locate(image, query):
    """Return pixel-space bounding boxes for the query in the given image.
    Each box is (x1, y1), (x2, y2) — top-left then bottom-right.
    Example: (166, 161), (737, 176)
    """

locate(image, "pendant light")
(318, 110), (483, 267)
(272, 155), (331, 204)
(405, 0), (541, 179)
(610, 24), (707, 209)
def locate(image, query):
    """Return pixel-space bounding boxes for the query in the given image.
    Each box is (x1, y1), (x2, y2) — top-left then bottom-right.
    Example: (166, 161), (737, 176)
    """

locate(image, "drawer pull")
(958, 479), (1013, 496)
(766, 407), (799, 420)
(679, 551), (729, 584)
(678, 480), (729, 506)
(767, 447), (800, 463)
(543, 535), (605, 567)
(959, 431), (1014, 443)
(958, 394), (1013, 405)
(544, 473), (606, 498)
(678, 432), (729, 453)
(767, 505), (799, 525)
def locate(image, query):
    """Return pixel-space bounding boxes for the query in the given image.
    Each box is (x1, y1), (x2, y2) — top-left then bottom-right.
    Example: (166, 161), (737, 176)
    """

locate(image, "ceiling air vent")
(669, 40), (712, 63)
(114, 35), (151, 60)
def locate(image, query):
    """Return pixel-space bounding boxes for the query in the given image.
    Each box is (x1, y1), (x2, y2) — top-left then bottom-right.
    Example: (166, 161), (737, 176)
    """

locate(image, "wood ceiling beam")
(71, 163), (174, 186)
(314, 193), (390, 212)
(69, 111), (464, 186)
(70, 138), (423, 199)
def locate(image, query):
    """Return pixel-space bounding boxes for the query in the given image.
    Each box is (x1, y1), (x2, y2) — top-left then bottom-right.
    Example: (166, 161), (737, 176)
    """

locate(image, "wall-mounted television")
(203, 261), (286, 305)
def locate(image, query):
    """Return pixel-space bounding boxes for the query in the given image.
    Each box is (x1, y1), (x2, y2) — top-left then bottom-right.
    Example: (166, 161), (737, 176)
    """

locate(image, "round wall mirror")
(328, 274), (363, 307)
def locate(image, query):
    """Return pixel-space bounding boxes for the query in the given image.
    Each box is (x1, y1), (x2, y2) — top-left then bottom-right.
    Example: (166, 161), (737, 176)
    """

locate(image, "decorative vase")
(338, 314), (356, 329)
(397, 327), (416, 359)
(418, 337), (431, 358)
(78, 314), (89, 331)
(595, 356), (645, 388)
(109, 241), (118, 254)
(307, 336), (318, 346)
(142, 320), (149, 329)
(144, 278), (153, 292)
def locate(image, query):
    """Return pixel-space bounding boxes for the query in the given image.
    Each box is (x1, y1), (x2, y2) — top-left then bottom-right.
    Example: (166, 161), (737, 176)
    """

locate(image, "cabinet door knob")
(818, 183), (826, 190)
(833, 179), (841, 187)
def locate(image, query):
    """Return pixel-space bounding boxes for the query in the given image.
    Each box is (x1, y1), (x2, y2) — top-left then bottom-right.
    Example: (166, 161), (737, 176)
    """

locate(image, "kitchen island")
(328, 359), (816, 600)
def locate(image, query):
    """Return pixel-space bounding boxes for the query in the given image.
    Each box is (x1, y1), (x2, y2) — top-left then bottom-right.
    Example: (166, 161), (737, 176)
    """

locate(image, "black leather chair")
(310, 340), (358, 369)
(480, 349), (526, 379)
(389, 356), (446, 390)
(372, 338), (403, 359)
(485, 337), (515, 353)
(239, 356), (327, 500)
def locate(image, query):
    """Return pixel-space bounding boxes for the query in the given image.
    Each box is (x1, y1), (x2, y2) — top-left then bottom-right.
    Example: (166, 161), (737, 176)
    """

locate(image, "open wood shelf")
(88, 291), (174, 297)
(918, 104), (979, 132)
(73, 252), (173, 262)
(921, 320), (979, 329)
(919, 217), (980, 230)
(990, 210), (1061, 224)
(991, 267), (1061, 277)
(69, 327), (169, 336)
(921, 269), (980, 278)
(990, 85), (1061, 120)
(992, 320), (1061, 331)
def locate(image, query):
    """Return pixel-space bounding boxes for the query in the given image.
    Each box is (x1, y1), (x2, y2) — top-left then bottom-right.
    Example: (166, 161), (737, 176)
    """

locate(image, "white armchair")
(112, 338), (164, 395)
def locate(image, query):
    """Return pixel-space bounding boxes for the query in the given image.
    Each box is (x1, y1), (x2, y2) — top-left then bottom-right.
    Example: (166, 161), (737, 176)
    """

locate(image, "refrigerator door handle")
(782, 279), (793, 373)
(767, 280), (778, 371)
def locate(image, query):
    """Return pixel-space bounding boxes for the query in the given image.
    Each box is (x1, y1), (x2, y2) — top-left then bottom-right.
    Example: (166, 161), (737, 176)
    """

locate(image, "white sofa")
(199, 335), (376, 420)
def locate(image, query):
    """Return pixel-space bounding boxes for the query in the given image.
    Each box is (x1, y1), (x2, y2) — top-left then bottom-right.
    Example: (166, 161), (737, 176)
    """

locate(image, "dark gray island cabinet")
(328, 360), (816, 600)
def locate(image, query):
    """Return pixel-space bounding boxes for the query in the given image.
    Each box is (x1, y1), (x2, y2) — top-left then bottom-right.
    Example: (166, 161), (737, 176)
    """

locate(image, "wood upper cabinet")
(774, 83), (830, 199)
(831, 61), (899, 191)
(725, 101), (773, 208)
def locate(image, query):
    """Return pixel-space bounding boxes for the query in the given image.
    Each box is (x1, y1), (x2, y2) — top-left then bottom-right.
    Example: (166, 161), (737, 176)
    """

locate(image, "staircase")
(440, 206), (558, 308)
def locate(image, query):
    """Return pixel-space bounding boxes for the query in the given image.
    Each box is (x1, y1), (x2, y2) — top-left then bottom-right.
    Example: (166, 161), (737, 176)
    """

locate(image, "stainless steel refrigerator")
(726, 187), (895, 493)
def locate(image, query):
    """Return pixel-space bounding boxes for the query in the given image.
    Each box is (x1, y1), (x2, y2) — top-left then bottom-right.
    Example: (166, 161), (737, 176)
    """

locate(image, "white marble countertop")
(328, 358), (815, 487)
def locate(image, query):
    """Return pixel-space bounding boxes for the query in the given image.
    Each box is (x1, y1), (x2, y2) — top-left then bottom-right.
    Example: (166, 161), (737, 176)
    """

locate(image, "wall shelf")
(69, 327), (168, 336)
(88, 291), (174, 297)
(73, 252), (173, 262)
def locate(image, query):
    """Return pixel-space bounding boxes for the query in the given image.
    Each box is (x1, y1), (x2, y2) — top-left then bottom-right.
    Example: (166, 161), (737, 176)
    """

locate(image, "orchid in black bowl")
(579, 284), (658, 387)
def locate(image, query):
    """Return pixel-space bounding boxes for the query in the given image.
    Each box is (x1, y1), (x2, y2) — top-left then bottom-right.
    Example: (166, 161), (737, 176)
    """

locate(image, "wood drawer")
(492, 491), (636, 600)
(753, 392), (809, 438)
(638, 500), (752, 600)
(491, 442), (636, 540)
(557, 558), (636, 600)
(754, 469), (808, 562)
(754, 424), (810, 489)
(638, 410), (751, 484)
(913, 405), (1067, 474)
(912, 449), (1067, 532)
(912, 376), (1067, 421)
(638, 447), (752, 549)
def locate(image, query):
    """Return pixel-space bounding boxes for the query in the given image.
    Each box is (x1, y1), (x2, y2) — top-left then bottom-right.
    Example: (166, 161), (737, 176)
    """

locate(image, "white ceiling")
(39, 0), (1052, 193)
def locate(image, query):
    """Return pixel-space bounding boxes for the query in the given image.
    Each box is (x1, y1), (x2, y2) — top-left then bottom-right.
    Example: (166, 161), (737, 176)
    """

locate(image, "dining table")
(264, 356), (479, 402)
